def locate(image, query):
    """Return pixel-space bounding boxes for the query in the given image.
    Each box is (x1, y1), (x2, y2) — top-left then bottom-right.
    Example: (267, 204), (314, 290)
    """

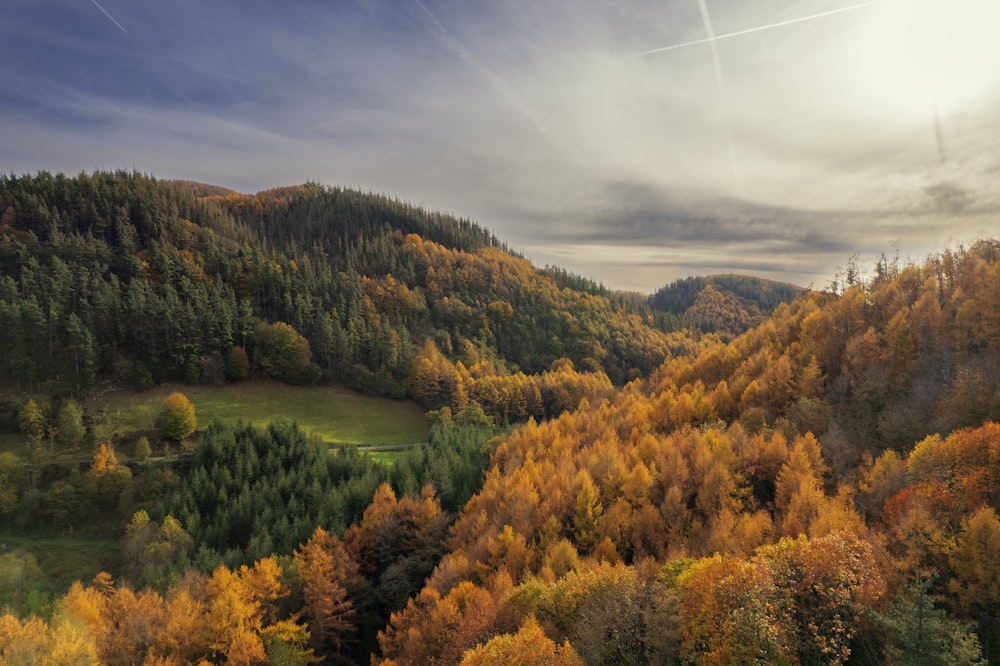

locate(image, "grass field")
(91, 381), (430, 446)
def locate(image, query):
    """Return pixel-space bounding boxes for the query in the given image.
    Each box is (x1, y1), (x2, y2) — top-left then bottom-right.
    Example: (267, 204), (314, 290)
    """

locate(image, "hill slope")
(0, 171), (693, 421)
(650, 273), (805, 337)
(376, 239), (1000, 664)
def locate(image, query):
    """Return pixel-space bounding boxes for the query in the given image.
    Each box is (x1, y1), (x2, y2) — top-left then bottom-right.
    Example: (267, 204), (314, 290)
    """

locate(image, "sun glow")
(855, 0), (1000, 115)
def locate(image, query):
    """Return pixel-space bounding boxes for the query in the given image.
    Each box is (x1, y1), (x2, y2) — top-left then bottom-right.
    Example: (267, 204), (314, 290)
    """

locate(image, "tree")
(226, 346), (250, 382)
(65, 312), (97, 395)
(157, 392), (197, 443)
(570, 472), (603, 553)
(226, 629), (267, 665)
(205, 564), (265, 656)
(90, 443), (119, 476)
(55, 399), (85, 450)
(570, 566), (660, 666)
(134, 436), (151, 460)
(760, 531), (885, 665)
(254, 322), (316, 385)
(678, 555), (793, 665)
(259, 619), (317, 665)
(0, 453), (23, 517)
(880, 577), (985, 665)
(98, 585), (167, 665)
(294, 527), (357, 656)
(458, 616), (583, 666)
(949, 506), (1000, 658)
(17, 399), (45, 444)
(377, 580), (500, 665)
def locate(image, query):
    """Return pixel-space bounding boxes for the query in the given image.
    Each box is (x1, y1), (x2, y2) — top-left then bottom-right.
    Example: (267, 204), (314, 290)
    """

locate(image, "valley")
(0, 171), (998, 664)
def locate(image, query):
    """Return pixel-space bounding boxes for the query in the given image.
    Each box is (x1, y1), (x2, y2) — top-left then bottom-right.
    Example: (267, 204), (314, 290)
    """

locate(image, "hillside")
(4, 170), (1000, 664)
(373, 239), (1000, 665)
(650, 273), (805, 337)
(0, 171), (696, 423)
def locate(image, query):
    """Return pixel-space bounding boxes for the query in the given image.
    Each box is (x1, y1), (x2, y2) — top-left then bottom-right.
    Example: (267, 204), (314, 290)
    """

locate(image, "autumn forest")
(2, 171), (1000, 664)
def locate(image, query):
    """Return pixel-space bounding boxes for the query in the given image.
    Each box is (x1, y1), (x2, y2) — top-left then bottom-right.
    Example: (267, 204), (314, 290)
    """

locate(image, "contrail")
(919, 0), (947, 165)
(697, 0), (724, 91)
(637, 0), (889, 56)
(91, 0), (128, 34)
(411, 0), (581, 159)
(696, 0), (742, 192)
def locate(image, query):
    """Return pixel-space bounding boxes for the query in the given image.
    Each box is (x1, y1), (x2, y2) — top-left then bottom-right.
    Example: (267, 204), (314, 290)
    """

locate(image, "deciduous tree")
(458, 616), (583, 666)
(17, 399), (45, 444)
(55, 399), (85, 450)
(294, 527), (357, 656)
(157, 392), (197, 443)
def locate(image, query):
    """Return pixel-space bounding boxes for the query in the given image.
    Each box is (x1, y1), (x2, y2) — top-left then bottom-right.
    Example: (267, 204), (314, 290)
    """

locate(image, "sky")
(3, 0), (1000, 292)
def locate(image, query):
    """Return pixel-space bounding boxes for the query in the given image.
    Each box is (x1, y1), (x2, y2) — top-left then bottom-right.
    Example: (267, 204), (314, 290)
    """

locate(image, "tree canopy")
(157, 392), (196, 442)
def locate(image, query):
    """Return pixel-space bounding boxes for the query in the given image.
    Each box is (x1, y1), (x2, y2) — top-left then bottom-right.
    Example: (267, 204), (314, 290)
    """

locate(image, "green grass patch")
(353, 441), (428, 466)
(365, 451), (399, 465)
(91, 380), (429, 446)
(361, 449), (409, 466)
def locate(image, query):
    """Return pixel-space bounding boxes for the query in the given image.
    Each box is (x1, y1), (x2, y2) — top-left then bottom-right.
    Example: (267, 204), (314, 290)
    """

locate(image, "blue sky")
(3, 0), (999, 291)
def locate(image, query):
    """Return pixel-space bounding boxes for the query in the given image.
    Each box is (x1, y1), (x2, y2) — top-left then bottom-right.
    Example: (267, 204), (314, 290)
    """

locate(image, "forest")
(2, 170), (1000, 664)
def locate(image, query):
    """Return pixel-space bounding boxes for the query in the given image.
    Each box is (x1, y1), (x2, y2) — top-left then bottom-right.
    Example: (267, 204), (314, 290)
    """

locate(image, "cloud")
(920, 182), (973, 215)
(2, 0), (999, 292)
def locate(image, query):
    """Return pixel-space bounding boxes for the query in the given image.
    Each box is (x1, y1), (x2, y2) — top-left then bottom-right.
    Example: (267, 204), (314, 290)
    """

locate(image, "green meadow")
(90, 381), (430, 447)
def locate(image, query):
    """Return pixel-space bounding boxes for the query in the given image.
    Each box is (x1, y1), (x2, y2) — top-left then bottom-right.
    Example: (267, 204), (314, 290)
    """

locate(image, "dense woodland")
(650, 274), (803, 338)
(2, 171), (1000, 664)
(0, 171), (695, 414)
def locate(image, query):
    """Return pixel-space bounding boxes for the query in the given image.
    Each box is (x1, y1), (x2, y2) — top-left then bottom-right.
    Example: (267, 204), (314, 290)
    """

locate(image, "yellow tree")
(157, 392), (197, 443)
(678, 555), (793, 665)
(377, 580), (500, 666)
(458, 616), (583, 666)
(205, 565), (262, 656)
(98, 586), (167, 666)
(89, 443), (119, 476)
(570, 471), (603, 553)
(0, 614), (47, 662)
(294, 527), (356, 656)
(156, 586), (211, 663)
(759, 532), (884, 665)
(17, 398), (45, 444)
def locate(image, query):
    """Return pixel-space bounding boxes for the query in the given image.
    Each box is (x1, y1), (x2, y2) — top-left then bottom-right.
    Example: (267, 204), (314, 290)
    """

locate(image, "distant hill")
(163, 179), (239, 197)
(650, 273), (805, 337)
(0, 170), (693, 422)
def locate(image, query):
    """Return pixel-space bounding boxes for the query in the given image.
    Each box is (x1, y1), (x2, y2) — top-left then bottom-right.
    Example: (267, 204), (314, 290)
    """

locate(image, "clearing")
(90, 380), (429, 447)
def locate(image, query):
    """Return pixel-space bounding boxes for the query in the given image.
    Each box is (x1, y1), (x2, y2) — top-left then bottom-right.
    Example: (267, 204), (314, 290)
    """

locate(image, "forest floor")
(89, 380), (430, 447)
